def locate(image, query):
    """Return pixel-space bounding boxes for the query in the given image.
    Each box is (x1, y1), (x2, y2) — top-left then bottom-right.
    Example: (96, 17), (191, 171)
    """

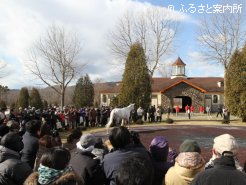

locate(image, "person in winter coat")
(0, 132), (32, 185)
(62, 128), (82, 151)
(191, 134), (246, 185)
(21, 119), (41, 169)
(149, 136), (173, 185)
(115, 154), (153, 185)
(69, 133), (105, 185)
(24, 146), (82, 185)
(33, 134), (61, 171)
(164, 139), (205, 185)
(103, 126), (152, 185)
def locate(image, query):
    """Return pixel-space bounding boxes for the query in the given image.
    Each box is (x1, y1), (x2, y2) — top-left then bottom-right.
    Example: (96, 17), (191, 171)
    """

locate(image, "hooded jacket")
(0, 145), (33, 185)
(164, 152), (205, 185)
(69, 142), (105, 185)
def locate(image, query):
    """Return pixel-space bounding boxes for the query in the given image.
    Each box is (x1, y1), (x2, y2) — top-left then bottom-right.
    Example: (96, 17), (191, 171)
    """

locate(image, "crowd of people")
(0, 105), (245, 185)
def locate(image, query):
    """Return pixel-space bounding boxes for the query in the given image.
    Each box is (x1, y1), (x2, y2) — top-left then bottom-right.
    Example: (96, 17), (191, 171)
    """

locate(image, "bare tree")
(27, 25), (84, 109)
(0, 60), (8, 78)
(197, 2), (246, 71)
(108, 7), (179, 76)
(157, 63), (173, 78)
(197, 2), (246, 105)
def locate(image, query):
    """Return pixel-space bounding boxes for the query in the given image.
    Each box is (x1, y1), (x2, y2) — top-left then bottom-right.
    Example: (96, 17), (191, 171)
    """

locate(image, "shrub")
(222, 119), (230, 124)
(136, 119), (144, 125)
(166, 118), (174, 124)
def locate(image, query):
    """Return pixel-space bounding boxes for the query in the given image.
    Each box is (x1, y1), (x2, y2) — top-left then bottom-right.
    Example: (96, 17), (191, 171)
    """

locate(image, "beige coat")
(164, 152), (205, 185)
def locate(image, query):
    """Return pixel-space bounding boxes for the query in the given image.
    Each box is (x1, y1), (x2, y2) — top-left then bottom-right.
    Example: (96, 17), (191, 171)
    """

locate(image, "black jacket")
(69, 148), (105, 185)
(191, 155), (246, 185)
(102, 144), (152, 185)
(21, 131), (39, 169)
(0, 146), (32, 185)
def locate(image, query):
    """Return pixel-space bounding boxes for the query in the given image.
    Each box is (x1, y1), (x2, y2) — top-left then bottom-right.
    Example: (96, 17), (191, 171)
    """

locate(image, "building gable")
(160, 80), (207, 93)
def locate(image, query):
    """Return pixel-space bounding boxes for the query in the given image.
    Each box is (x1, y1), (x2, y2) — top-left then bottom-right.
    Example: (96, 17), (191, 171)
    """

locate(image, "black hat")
(1, 132), (24, 152)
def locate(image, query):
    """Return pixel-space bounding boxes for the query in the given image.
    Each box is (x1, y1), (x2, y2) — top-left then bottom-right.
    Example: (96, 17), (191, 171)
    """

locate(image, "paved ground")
(61, 114), (245, 165)
(94, 122), (246, 165)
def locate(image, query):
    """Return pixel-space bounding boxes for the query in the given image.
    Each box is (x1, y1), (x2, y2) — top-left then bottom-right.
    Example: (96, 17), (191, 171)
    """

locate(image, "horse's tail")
(106, 110), (114, 128)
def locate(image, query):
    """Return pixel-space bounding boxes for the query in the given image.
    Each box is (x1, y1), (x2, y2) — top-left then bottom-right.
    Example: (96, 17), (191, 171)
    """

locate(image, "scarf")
(38, 164), (73, 185)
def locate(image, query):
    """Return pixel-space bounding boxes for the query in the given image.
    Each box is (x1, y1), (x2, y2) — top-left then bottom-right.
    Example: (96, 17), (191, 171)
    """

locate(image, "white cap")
(213, 134), (238, 155)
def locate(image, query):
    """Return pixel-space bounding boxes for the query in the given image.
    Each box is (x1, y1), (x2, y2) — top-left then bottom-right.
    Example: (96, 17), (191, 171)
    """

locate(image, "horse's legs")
(121, 119), (125, 126)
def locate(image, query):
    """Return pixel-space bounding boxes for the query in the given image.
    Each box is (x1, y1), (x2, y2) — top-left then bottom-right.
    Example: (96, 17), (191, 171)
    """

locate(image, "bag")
(56, 121), (62, 129)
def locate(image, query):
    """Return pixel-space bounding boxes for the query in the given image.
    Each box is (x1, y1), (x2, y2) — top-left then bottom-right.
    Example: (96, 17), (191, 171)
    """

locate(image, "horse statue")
(106, 103), (135, 133)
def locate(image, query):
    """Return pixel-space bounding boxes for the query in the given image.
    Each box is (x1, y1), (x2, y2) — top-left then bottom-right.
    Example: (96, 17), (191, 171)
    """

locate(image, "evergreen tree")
(29, 88), (43, 109)
(119, 43), (151, 110)
(225, 46), (246, 122)
(43, 100), (48, 109)
(0, 100), (7, 110)
(18, 87), (29, 109)
(73, 74), (94, 107)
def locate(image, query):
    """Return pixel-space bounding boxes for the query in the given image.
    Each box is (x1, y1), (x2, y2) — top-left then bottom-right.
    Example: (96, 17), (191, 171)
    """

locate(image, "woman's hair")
(40, 123), (52, 137)
(39, 135), (53, 148)
(40, 146), (71, 170)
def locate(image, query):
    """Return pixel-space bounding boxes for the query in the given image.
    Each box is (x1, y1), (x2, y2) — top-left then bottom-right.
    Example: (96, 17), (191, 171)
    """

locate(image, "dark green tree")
(29, 88), (43, 109)
(119, 43), (151, 110)
(73, 74), (94, 107)
(18, 87), (29, 109)
(110, 96), (119, 107)
(0, 100), (7, 110)
(0, 85), (9, 100)
(225, 46), (246, 122)
(43, 100), (48, 109)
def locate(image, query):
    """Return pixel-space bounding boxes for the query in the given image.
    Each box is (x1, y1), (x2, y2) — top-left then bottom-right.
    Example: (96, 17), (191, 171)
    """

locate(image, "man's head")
(1, 132), (24, 152)
(109, 126), (131, 149)
(25, 120), (41, 135)
(115, 155), (153, 185)
(213, 133), (238, 156)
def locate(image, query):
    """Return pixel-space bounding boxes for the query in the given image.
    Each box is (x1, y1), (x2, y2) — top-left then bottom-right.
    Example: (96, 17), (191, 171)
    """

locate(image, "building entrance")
(173, 96), (192, 112)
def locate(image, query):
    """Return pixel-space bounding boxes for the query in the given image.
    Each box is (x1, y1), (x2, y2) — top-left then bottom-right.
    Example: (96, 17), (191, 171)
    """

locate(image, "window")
(213, 95), (218, 104)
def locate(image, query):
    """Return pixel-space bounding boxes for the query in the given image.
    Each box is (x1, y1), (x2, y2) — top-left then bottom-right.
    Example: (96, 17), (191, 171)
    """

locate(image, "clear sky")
(0, 0), (243, 89)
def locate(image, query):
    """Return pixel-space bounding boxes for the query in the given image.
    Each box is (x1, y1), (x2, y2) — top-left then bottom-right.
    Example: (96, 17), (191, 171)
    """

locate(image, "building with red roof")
(99, 58), (224, 112)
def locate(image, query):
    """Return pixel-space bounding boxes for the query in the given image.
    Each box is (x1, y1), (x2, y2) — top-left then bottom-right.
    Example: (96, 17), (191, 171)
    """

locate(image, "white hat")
(213, 134), (238, 155)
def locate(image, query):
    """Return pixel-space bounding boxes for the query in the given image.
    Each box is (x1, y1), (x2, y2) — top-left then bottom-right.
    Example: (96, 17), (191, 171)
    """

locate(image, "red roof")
(172, 57), (186, 66)
(99, 77), (224, 94)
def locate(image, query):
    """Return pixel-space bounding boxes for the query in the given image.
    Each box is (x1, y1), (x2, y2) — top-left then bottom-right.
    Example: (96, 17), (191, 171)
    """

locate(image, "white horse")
(106, 104), (135, 132)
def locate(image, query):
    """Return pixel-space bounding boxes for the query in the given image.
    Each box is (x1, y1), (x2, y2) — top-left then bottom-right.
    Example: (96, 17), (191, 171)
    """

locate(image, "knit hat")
(179, 139), (201, 153)
(80, 134), (96, 149)
(0, 132), (24, 152)
(213, 134), (238, 155)
(149, 136), (169, 161)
